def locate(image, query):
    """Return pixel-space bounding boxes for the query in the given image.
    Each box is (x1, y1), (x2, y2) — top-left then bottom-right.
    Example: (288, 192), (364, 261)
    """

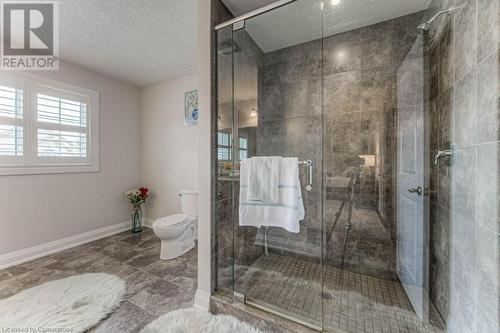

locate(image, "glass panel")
(231, 0), (324, 329)
(37, 129), (87, 157)
(214, 1), (499, 332)
(214, 24), (234, 293)
(0, 124), (23, 156)
(37, 93), (87, 128)
(0, 85), (23, 119)
(321, 1), (442, 332)
(0, 85), (23, 157)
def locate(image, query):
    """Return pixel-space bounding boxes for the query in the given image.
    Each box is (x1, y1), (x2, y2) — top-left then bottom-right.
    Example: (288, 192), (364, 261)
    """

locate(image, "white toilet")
(152, 189), (198, 260)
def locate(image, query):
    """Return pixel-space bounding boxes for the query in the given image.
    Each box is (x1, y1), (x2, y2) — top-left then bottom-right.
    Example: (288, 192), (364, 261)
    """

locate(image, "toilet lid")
(153, 214), (190, 228)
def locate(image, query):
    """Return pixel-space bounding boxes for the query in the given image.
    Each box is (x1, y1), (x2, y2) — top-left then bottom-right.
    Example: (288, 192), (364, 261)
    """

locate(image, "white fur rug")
(0, 273), (125, 332)
(141, 307), (265, 333)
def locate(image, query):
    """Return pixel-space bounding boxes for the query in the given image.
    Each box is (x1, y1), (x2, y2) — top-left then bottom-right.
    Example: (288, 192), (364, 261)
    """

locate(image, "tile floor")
(0, 228), (197, 332)
(235, 253), (446, 333)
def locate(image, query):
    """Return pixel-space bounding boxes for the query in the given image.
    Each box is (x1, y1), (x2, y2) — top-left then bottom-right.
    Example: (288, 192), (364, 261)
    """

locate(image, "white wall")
(0, 61), (142, 255)
(141, 74), (199, 221)
(195, 0), (212, 310)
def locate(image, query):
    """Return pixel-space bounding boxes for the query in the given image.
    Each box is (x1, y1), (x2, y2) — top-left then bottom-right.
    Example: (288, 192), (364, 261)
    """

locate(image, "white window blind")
(0, 72), (99, 175)
(0, 83), (23, 158)
(239, 137), (248, 160)
(217, 131), (231, 161)
(36, 92), (88, 158)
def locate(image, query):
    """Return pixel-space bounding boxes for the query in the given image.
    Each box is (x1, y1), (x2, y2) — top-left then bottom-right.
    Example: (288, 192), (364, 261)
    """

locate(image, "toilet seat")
(153, 214), (192, 229)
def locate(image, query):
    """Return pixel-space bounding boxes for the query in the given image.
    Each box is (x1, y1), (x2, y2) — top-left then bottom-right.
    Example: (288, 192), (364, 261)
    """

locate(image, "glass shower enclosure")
(213, 0), (497, 332)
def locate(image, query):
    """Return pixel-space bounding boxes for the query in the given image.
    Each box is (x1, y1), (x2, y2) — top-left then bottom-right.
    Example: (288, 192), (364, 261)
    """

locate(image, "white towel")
(239, 157), (305, 233)
(247, 156), (281, 203)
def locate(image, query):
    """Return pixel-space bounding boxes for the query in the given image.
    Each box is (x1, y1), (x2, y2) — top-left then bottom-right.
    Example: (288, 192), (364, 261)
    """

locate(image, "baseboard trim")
(194, 289), (211, 310)
(143, 217), (154, 228)
(0, 221), (131, 270)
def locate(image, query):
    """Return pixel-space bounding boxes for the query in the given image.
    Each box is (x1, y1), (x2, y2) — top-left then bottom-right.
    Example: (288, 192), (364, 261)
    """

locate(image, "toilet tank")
(180, 189), (198, 217)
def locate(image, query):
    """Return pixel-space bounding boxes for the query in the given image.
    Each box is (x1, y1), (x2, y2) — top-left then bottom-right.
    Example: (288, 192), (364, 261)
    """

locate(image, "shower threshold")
(245, 297), (323, 331)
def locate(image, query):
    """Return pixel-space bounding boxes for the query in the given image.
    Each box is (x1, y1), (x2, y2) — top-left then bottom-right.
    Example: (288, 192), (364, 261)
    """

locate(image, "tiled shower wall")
(427, 0), (499, 330)
(258, 12), (425, 279)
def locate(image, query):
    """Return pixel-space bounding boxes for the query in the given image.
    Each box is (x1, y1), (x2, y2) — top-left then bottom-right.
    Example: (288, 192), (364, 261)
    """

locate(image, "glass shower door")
(227, 0), (325, 329)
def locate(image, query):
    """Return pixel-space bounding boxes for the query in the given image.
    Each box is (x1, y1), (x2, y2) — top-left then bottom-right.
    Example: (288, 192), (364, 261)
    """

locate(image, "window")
(217, 131), (249, 161)
(239, 137), (248, 160)
(0, 73), (99, 175)
(0, 81), (23, 161)
(217, 132), (231, 161)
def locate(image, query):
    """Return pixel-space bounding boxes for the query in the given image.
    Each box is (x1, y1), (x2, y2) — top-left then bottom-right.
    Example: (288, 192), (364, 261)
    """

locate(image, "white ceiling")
(59, 0), (197, 87)
(222, 0), (431, 52)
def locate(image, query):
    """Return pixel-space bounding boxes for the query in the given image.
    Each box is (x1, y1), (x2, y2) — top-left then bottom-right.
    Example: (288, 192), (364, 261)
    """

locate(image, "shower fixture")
(417, 7), (454, 34)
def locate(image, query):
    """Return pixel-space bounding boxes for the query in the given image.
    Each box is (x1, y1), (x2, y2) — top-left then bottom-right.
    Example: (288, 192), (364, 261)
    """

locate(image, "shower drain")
(320, 291), (333, 299)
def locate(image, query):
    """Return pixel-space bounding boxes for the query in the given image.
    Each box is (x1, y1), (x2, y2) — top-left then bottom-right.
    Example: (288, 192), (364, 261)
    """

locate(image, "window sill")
(0, 164), (99, 176)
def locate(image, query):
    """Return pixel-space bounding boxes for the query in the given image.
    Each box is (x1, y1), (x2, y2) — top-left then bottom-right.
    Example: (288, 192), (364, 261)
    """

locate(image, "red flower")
(139, 187), (149, 198)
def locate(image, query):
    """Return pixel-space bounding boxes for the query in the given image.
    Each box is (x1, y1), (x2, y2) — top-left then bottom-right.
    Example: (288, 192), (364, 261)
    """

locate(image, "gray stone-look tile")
(0, 226), (197, 330)
(360, 111), (385, 155)
(475, 226), (498, 325)
(392, 11), (425, 66)
(126, 246), (164, 269)
(124, 270), (160, 299)
(0, 271), (13, 282)
(430, 204), (451, 319)
(476, 53), (499, 143)
(438, 26), (454, 94)
(477, 0), (499, 63)
(325, 112), (361, 154)
(454, 0), (477, 81)
(475, 306), (499, 333)
(453, 146), (476, 219)
(396, 53), (425, 108)
(120, 232), (156, 247)
(430, 45), (440, 101)
(448, 284), (476, 333)
(430, 98), (440, 152)
(476, 142), (500, 233)
(360, 20), (393, 70)
(90, 301), (156, 333)
(438, 87), (453, 150)
(360, 68), (393, 112)
(323, 29), (361, 75)
(284, 116), (322, 159)
(454, 70), (476, 147)
(0, 229), (197, 332)
(452, 213), (476, 292)
(438, 161), (451, 209)
(323, 71), (361, 114)
(128, 279), (195, 316)
(257, 120), (285, 156)
(103, 242), (141, 262)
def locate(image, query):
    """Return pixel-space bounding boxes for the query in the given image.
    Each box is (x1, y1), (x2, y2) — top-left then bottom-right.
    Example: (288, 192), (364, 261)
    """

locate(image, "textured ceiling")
(221, 0), (277, 16)
(59, 0), (197, 87)
(222, 0), (431, 52)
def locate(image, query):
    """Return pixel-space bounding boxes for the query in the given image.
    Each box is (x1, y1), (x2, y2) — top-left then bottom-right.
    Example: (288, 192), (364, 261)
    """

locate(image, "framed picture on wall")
(184, 90), (198, 125)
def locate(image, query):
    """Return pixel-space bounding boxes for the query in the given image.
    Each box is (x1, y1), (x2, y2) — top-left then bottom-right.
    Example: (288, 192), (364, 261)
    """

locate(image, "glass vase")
(131, 206), (143, 233)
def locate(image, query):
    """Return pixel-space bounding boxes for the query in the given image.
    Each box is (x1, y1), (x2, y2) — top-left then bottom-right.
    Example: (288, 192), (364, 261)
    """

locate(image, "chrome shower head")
(417, 7), (454, 34)
(417, 22), (431, 34)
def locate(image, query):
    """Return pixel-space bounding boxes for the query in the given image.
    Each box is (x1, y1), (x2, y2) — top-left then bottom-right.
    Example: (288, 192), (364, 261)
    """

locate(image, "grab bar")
(299, 159), (313, 192)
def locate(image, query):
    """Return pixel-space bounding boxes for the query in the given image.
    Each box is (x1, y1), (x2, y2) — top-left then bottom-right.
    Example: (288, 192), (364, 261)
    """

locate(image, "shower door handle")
(300, 159), (313, 191)
(408, 186), (423, 196)
(306, 160), (312, 191)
